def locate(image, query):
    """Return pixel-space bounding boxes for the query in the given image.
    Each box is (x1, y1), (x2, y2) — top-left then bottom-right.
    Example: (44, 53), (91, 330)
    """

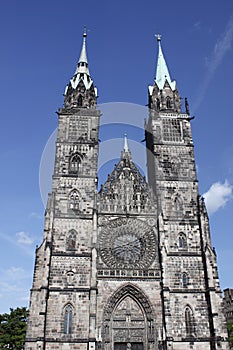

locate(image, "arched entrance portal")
(113, 296), (145, 350)
(102, 284), (157, 350)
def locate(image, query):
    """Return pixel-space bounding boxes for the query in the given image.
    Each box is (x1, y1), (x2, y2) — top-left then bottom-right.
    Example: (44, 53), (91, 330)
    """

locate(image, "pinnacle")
(123, 133), (129, 153)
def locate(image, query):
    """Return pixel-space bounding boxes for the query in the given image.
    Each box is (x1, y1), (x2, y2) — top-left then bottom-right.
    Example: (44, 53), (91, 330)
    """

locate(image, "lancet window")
(66, 230), (77, 250)
(166, 96), (172, 109)
(174, 195), (183, 214)
(178, 233), (187, 249)
(69, 189), (80, 210)
(182, 272), (188, 288)
(185, 306), (195, 337)
(77, 94), (83, 107)
(64, 304), (73, 334)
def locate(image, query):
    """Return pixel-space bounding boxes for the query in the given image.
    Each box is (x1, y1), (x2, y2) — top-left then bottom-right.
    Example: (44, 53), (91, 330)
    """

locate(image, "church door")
(111, 297), (146, 348)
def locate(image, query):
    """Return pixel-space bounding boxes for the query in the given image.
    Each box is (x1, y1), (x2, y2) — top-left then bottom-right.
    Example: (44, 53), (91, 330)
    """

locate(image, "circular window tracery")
(99, 218), (157, 269)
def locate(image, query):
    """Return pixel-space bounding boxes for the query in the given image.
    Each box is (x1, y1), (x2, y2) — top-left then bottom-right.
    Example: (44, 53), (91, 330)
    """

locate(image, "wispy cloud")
(203, 180), (233, 214)
(0, 266), (31, 282)
(20, 295), (30, 302)
(0, 266), (32, 312)
(193, 15), (233, 111)
(0, 232), (35, 258)
(0, 281), (21, 293)
(0, 231), (35, 257)
(193, 21), (201, 31)
(29, 212), (42, 220)
(16, 231), (34, 245)
(5, 267), (30, 281)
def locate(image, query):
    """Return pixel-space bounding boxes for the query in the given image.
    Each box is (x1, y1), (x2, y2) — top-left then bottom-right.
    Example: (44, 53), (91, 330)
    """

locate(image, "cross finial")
(155, 34), (162, 42)
(83, 26), (87, 38)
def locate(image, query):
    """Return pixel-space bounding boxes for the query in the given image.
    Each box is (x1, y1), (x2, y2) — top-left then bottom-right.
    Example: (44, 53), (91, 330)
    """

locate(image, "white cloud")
(0, 232), (35, 257)
(203, 180), (233, 214)
(16, 231), (34, 245)
(193, 15), (233, 111)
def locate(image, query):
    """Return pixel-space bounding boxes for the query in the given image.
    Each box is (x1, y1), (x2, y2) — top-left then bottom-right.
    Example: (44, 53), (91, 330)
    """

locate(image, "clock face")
(98, 218), (157, 269)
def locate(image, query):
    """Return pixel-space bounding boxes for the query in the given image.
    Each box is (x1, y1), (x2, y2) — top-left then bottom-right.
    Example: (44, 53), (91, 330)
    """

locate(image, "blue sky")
(0, 0), (233, 313)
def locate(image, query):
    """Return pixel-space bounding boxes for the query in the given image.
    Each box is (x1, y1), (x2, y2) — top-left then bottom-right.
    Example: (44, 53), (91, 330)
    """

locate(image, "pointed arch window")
(185, 306), (195, 337)
(166, 96), (172, 109)
(64, 304), (73, 334)
(156, 98), (160, 110)
(69, 189), (79, 211)
(174, 196), (183, 214)
(182, 272), (188, 288)
(69, 154), (81, 174)
(178, 233), (187, 249)
(77, 94), (83, 107)
(66, 230), (77, 250)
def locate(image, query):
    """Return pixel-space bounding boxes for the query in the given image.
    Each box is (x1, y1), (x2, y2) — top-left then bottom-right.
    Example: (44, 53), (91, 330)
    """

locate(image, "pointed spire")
(64, 29), (97, 109)
(148, 34), (181, 113)
(124, 133), (129, 152)
(155, 34), (176, 91)
(121, 133), (131, 160)
(74, 28), (90, 76)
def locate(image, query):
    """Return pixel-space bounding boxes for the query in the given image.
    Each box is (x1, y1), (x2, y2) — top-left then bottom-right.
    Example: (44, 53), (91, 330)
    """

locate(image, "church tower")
(25, 33), (229, 350)
(146, 35), (228, 349)
(25, 31), (100, 350)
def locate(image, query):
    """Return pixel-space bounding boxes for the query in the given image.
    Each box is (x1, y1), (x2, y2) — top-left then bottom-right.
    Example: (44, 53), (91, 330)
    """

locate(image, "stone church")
(25, 32), (229, 350)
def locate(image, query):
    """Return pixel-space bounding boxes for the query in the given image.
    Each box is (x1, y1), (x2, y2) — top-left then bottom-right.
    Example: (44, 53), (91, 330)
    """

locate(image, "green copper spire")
(155, 34), (176, 91)
(148, 35), (181, 112)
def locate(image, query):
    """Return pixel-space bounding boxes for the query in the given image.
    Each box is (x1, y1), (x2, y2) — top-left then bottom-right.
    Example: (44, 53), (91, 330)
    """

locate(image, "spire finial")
(124, 133), (129, 152)
(78, 29), (88, 65)
(83, 26), (87, 38)
(155, 34), (162, 42)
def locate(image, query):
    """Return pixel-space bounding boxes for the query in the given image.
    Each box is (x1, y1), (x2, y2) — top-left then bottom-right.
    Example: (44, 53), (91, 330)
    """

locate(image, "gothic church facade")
(25, 33), (229, 350)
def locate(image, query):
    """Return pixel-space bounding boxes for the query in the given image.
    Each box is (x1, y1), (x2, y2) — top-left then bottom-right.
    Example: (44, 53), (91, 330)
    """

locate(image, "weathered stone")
(25, 35), (229, 350)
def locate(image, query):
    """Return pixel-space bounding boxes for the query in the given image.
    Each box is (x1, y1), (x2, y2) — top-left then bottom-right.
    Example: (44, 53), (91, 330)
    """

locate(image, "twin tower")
(25, 32), (229, 350)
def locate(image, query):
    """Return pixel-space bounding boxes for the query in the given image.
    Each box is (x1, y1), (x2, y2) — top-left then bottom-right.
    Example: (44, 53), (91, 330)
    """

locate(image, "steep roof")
(98, 136), (156, 214)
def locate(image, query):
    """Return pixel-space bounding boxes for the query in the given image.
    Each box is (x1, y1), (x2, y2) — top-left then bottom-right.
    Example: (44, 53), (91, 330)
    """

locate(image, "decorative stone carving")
(102, 284), (156, 346)
(99, 218), (157, 269)
(98, 148), (156, 214)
